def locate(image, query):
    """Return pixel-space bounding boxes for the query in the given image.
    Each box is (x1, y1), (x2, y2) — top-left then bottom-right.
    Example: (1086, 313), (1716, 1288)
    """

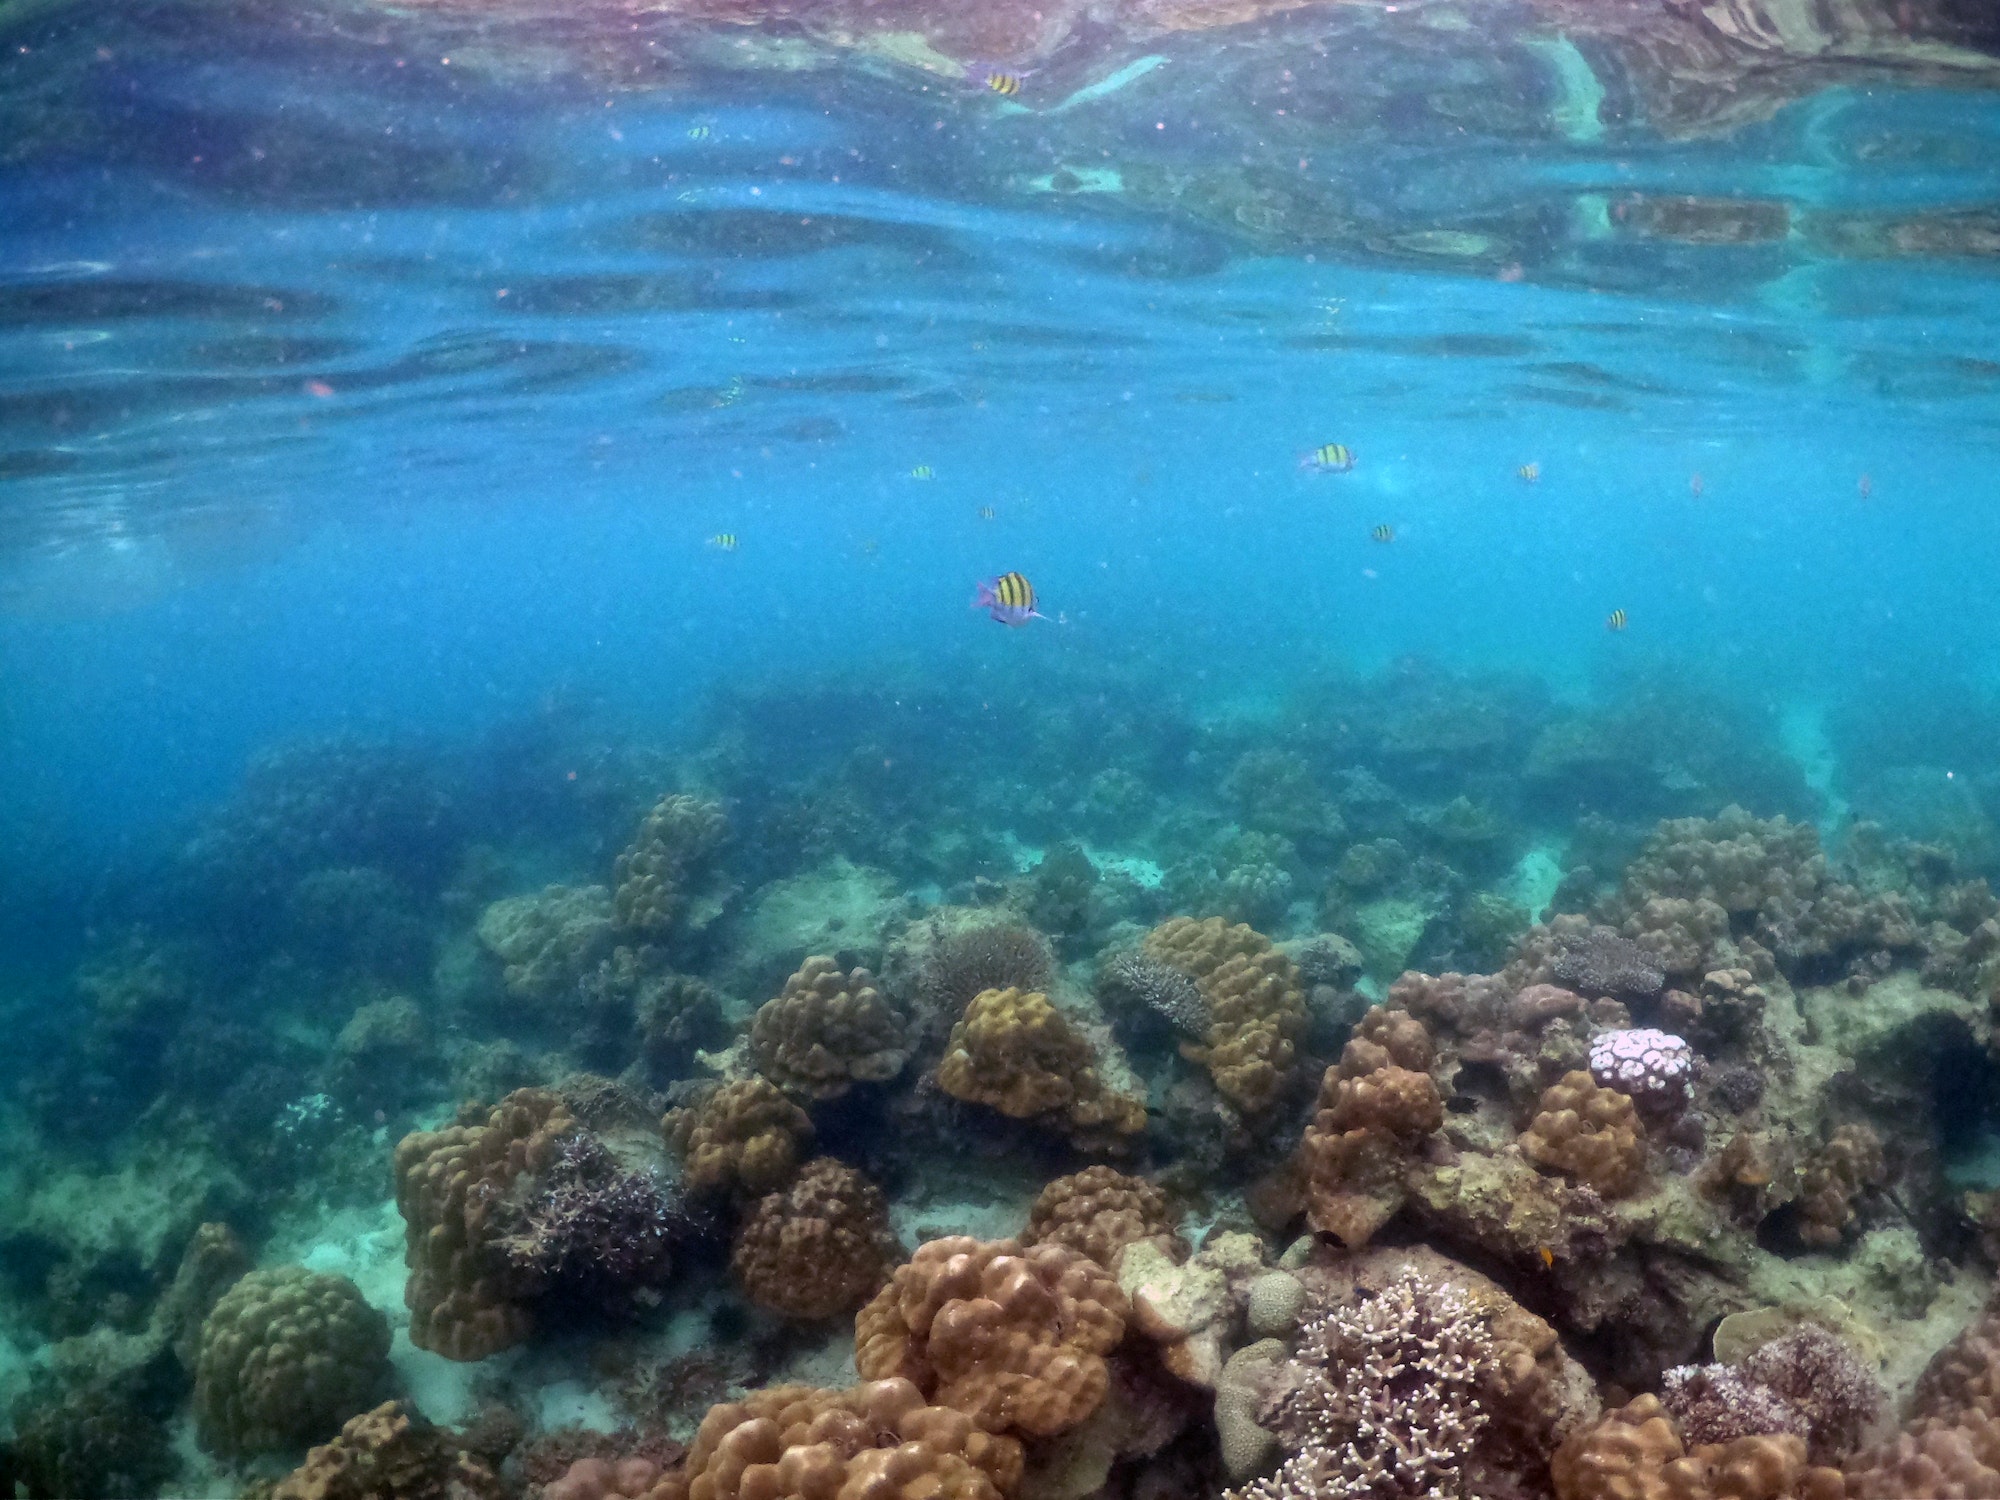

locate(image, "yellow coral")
(1143, 916), (1307, 1114)
(731, 1158), (901, 1321)
(393, 1088), (574, 1361)
(935, 987), (1145, 1147)
(1023, 1165), (1179, 1272)
(855, 1237), (1129, 1439)
(663, 1077), (813, 1198)
(1298, 1007), (1444, 1248)
(1522, 1071), (1647, 1198)
(612, 793), (727, 938)
(749, 955), (910, 1100)
(1552, 1395), (1845, 1500)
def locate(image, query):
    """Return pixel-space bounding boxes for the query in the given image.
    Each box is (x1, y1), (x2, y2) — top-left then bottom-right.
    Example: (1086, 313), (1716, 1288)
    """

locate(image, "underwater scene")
(12, 0), (2000, 1495)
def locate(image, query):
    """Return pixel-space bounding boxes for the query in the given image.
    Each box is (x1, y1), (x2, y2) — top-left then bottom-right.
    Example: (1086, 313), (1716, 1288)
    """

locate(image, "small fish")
(985, 71), (1023, 96)
(974, 571), (1045, 627)
(1301, 442), (1355, 474)
(860, 538), (879, 557)
(1370, 523), (1394, 543)
(1538, 1245), (1555, 1270)
(687, 124), (712, 140)
(1858, 473), (1873, 500)
(910, 464), (935, 480)
(977, 505), (996, 520)
(1606, 608), (1628, 632)
(707, 532), (739, 551)
(1690, 472), (1704, 498)
(1517, 461), (1540, 483)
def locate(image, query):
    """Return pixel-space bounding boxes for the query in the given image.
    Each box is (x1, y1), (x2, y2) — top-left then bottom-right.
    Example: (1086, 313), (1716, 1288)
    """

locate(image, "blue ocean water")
(9, 2), (2000, 1495)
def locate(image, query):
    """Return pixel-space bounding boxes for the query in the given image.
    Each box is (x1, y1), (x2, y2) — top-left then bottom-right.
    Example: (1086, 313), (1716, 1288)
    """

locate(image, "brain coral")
(1143, 916), (1307, 1114)
(731, 1158), (901, 1321)
(935, 987), (1146, 1148)
(393, 1087), (575, 1360)
(648, 1378), (1023, 1500)
(612, 793), (729, 940)
(749, 955), (911, 1100)
(1300, 1006), (1444, 1247)
(855, 1236), (1129, 1439)
(664, 1077), (814, 1198)
(269, 1401), (505, 1500)
(1023, 1166), (1179, 1272)
(1522, 1071), (1647, 1198)
(1552, 1395), (1846, 1500)
(193, 1267), (391, 1456)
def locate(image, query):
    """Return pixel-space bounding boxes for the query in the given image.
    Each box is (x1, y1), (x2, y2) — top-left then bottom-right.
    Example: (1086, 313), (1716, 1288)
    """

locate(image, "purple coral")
(1740, 1327), (1883, 1463)
(501, 1134), (689, 1295)
(1589, 1027), (1694, 1111)
(1549, 925), (1667, 998)
(1659, 1363), (1809, 1447)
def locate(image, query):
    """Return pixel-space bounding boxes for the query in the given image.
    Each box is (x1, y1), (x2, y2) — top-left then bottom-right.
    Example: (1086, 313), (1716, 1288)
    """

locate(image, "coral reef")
(1300, 1006), (1443, 1246)
(393, 1087), (575, 1359)
(854, 1236), (1129, 1439)
(1143, 916), (1308, 1116)
(1521, 1071), (1648, 1197)
(1795, 1126), (1886, 1247)
(748, 955), (911, 1100)
(1022, 1166), (1178, 1273)
(192, 1266), (390, 1455)
(730, 1157), (900, 1320)
(935, 986), (1146, 1148)
(663, 1076), (814, 1197)
(611, 793), (730, 941)
(266, 1401), (506, 1500)
(1552, 1395), (1845, 1500)
(494, 1131), (687, 1305)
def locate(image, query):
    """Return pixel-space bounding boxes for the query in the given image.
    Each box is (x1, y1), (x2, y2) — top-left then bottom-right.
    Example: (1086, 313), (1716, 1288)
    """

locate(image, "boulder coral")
(1521, 1071), (1647, 1198)
(1552, 1395), (1846, 1500)
(935, 987), (1146, 1149)
(1143, 916), (1308, 1115)
(730, 1157), (901, 1321)
(612, 793), (731, 942)
(1299, 1006), (1444, 1247)
(1022, 1165), (1179, 1273)
(663, 1076), (814, 1198)
(267, 1401), (506, 1500)
(749, 955), (911, 1100)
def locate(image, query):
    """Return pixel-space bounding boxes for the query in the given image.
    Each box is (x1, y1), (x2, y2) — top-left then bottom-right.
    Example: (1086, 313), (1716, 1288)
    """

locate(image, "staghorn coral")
(935, 987), (1146, 1148)
(646, 1378), (1023, 1500)
(1095, 951), (1210, 1040)
(730, 1157), (901, 1321)
(1589, 1028), (1696, 1114)
(267, 1401), (505, 1500)
(663, 1076), (814, 1198)
(612, 793), (729, 940)
(192, 1267), (390, 1456)
(748, 955), (911, 1100)
(1553, 1395), (1846, 1500)
(1023, 1166), (1179, 1273)
(1144, 916), (1308, 1115)
(854, 1236), (1129, 1439)
(1224, 1272), (1495, 1500)
(494, 1132), (687, 1304)
(393, 1087), (575, 1360)
(1299, 1006), (1443, 1248)
(1522, 1071), (1647, 1198)
(1796, 1125), (1886, 1248)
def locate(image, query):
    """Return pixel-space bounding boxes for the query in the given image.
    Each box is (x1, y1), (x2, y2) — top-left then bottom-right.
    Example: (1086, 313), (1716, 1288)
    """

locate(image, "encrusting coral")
(1144, 916), (1308, 1115)
(748, 955), (911, 1100)
(611, 793), (729, 941)
(393, 1087), (576, 1360)
(663, 1076), (814, 1198)
(854, 1236), (1129, 1439)
(643, 1378), (1024, 1500)
(1299, 1006), (1444, 1247)
(1022, 1165), (1179, 1272)
(935, 987), (1146, 1148)
(730, 1157), (901, 1321)
(192, 1267), (391, 1456)
(1521, 1070), (1648, 1198)
(266, 1401), (505, 1500)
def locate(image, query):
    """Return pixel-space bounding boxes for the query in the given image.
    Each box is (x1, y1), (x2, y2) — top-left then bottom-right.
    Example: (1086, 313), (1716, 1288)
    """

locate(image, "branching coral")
(1023, 1166), (1179, 1272)
(612, 793), (730, 941)
(748, 955), (910, 1100)
(1795, 1125), (1885, 1247)
(393, 1087), (575, 1360)
(663, 1077), (813, 1198)
(494, 1132), (687, 1304)
(1737, 1329), (1881, 1464)
(647, 1378), (1024, 1500)
(1144, 916), (1308, 1115)
(1550, 924), (1668, 999)
(730, 1158), (900, 1321)
(1299, 1007), (1443, 1247)
(935, 987), (1146, 1148)
(193, 1267), (390, 1456)
(1095, 951), (1210, 1040)
(1225, 1272), (1495, 1500)
(854, 1236), (1129, 1439)
(917, 919), (1054, 1023)
(268, 1401), (506, 1500)
(1522, 1071), (1647, 1198)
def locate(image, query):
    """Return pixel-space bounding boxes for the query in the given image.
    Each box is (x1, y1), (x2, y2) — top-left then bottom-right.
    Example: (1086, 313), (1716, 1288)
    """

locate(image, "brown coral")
(663, 1077), (813, 1198)
(730, 1158), (901, 1321)
(935, 987), (1146, 1148)
(393, 1088), (575, 1360)
(855, 1236), (1129, 1439)
(748, 955), (910, 1100)
(1796, 1125), (1885, 1248)
(1522, 1071), (1647, 1198)
(612, 793), (728, 939)
(1023, 1166), (1179, 1274)
(1846, 1287), (2000, 1497)
(1553, 1395), (1846, 1500)
(1298, 1007), (1444, 1248)
(268, 1402), (505, 1500)
(646, 1378), (1023, 1500)
(1143, 916), (1308, 1114)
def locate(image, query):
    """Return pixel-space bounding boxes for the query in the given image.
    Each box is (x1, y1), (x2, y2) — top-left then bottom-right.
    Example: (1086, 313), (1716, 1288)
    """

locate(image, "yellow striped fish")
(687, 124), (712, 140)
(1606, 608), (1628, 632)
(978, 505), (996, 520)
(1370, 524), (1394, 543)
(1517, 461), (1540, 483)
(910, 464), (935, 480)
(975, 571), (1043, 626)
(707, 533), (739, 552)
(1301, 442), (1355, 474)
(985, 72), (1023, 96)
